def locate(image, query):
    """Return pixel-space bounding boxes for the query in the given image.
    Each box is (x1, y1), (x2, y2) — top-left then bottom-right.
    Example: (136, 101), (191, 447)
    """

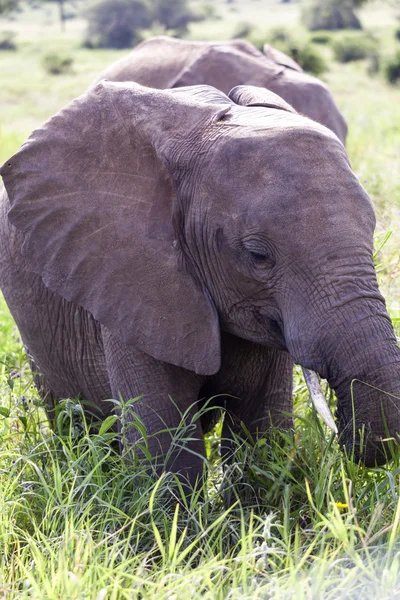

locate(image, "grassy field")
(1, 0), (400, 598)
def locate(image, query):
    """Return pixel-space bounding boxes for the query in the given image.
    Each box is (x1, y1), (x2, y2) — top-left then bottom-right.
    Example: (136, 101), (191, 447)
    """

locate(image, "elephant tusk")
(302, 367), (338, 433)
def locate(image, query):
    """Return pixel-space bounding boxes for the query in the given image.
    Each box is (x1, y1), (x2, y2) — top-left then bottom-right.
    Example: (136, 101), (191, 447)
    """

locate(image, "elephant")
(97, 36), (347, 145)
(262, 43), (303, 72)
(0, 82), (399, 488)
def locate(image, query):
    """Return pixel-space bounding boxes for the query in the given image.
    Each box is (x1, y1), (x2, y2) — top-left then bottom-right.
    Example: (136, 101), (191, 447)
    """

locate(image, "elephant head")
(97, 36), (348, 146)
(1, 82), (398, 466)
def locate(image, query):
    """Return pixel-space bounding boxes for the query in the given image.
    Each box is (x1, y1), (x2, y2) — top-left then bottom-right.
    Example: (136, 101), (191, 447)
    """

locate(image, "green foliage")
(267, 25), (292, 44)
(303, 0), (362, 32)
(196, 2), (219, 21)
(41, 52), (73, 74)
(0, 0), (19, 15)
(83, 0), (198, 48)
(263, 27), (327, 75)
(151, 0), (197, 33)
(84, 0), (152, 49)
(385, 50), (400, 84)
(395, 26), (400, 41)
(366, 51), (380, 75)
(232, 20), (254, 39)
(0, 30), (17, 50)
(1, 356), (400, 598)
(310, 31), (332, 44)
(332, 32), (378, 63)
(292, 43), (327, 75)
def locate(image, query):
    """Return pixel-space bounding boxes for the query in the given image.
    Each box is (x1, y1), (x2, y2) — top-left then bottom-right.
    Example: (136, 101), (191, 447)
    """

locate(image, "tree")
(32, 0), (85, 33)
(0, 0), (19, 14)
(302, 0), (362, 31)
(47, 0), (68, 32)
(45, 0), (91, 33)
(151, 0), (196, 33)
(83, 0), (200, 48)
(84, 0), (151, 49)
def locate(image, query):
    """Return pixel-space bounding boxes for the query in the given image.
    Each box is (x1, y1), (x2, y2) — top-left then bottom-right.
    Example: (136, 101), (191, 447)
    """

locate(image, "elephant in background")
(1, 82), (399, 487)
(97, 36), (347, 145)
(262, 43), (303, 72)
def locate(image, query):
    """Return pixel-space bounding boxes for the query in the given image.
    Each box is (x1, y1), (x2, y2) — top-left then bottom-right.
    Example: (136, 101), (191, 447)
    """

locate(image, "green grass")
(1, 333), (400, 599)
(1, 0), (400, 597)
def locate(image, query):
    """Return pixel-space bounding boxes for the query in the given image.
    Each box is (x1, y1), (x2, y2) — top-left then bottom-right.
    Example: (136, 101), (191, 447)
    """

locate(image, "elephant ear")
(229, 85), (296, 113)
(0, 81), (231, 375)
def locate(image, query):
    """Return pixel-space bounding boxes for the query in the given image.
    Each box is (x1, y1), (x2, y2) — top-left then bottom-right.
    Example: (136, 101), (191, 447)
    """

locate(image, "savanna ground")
(1, 0), (400, 597)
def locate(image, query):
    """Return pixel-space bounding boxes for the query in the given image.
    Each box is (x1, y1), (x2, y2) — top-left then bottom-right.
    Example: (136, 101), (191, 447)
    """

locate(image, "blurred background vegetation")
(1, 0), (400, 78)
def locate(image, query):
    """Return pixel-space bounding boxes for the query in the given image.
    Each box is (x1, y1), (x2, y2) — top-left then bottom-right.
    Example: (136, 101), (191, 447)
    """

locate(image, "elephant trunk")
(291, 299), (400, 466)
(334, 358), (400, 467)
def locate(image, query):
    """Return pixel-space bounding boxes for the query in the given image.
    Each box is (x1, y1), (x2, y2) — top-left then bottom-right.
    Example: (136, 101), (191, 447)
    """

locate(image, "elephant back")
(96, 36), (206, 88)
(96, 36), (347, 144)
(263, 44), (303, 72)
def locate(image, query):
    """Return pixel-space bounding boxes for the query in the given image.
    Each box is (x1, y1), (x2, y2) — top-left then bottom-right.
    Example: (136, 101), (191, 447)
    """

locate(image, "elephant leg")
(101, 326), (207, 486)
(204, 333), (294, 459)
(26, 352), (57, 425)
(0, 190), (112, 424)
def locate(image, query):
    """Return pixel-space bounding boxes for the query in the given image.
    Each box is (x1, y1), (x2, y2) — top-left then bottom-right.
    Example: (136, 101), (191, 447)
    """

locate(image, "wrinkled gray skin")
(0, 82), (399, 487)
(97, 36), (347, 145)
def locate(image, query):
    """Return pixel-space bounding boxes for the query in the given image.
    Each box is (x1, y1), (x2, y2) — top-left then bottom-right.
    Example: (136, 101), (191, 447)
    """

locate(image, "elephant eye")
(244, 241), (275, 269)
(249, 250), (269, 262)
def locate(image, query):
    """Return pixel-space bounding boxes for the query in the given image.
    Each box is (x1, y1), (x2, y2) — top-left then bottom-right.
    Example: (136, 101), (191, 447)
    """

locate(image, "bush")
(83, 0), (198, 47)
(294, 43), (327, 75)
(42, 52), (73, 75)
(0, 30), (16, 50)
(332, 33), (378, 63)
(366, 52), (380, 75)
(385, 50), (400, 85)
(232, 21), (254, 39)
(395, 26), (400, 42)
(310, 31), (332, 44)
(268, 26), (292, 44)
(0, 0), (19, 15)
(303, 0), (362, 32)
(196, 2), (219, 21)
(152, 0), (197, 32)
(264, 28), (327, 76)
(84, 0), (151, 49)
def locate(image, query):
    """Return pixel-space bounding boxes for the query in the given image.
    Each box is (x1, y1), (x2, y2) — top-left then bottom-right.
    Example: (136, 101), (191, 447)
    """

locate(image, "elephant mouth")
(258, 315), (287, 350)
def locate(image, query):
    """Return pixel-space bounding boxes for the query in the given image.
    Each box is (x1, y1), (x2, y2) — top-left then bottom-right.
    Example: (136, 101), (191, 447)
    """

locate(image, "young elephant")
(0, 83), (399, 486)
(97, 36), (347, 145)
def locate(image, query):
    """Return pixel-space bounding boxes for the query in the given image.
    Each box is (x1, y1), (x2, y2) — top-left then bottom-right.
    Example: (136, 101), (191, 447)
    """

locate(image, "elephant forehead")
(198, 126), (375, 236)
(203, 123), (343, 198)
(220, 104), (335, 137)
